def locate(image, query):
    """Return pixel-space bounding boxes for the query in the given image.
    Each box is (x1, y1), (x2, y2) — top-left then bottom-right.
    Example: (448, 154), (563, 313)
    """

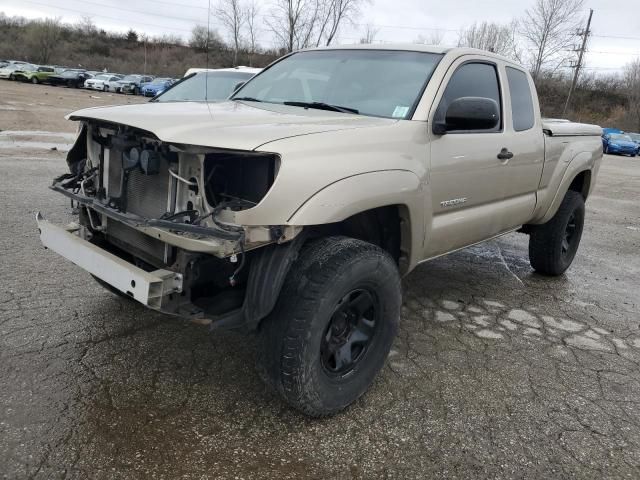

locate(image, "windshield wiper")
(283, 101), (359, 114)
(232, 96), (262, 102)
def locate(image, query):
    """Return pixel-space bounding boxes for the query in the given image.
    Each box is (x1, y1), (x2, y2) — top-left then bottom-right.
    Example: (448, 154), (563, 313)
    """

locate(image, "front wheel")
(528, 190), (585, 276)
(258, 237), (401, 417)
(31, 77), (38, 84)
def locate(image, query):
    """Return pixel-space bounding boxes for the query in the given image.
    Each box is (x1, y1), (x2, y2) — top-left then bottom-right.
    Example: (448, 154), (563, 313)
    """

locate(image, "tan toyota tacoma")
(37, 45), (602, 416)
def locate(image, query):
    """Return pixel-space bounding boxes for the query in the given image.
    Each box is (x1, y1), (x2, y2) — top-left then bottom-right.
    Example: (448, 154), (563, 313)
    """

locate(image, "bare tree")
(521, 0), (584, 80)
(25, 17), (63, 64)
(76, 15), (97, 36)
(153, 34), (183, 48)
(189, 25), (224, 52)
(623, 59), (640, 130)
(457, 21), (520, 60)
(215, 0), (244, 65)
(266, 0), (320, 52)
(244, 0), (260, 66)
(314, 0), (365, 47)
(359, 23), (378, 44)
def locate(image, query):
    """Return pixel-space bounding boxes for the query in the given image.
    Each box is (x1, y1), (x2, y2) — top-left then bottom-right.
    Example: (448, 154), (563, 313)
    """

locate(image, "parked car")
(84, 74), (124, 91)
(152, 68), (260, 102)
(141, 77), (174, 97)
(183, 65), (259, 77)
(627, 132), (640, 153)
(13, 65), (57, 84)
(39, 45), (603, 417)
(48, 69), (93, 88)
(115, 74), (154, 95)
(602, 133), (638, 156)
(0, 63), (36, 80)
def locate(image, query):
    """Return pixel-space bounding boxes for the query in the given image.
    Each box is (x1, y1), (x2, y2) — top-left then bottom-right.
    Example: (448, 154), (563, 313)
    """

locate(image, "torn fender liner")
(243, 232), (307, 329)
(212, 232), (307, 330)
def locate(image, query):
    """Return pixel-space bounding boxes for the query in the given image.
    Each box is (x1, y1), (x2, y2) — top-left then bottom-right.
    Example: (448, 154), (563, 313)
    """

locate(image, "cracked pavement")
(1, 82), (640, 479)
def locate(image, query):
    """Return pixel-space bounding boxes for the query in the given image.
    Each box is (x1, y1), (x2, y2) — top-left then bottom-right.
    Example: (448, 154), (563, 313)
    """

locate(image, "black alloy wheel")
(320, 289), (378, 377)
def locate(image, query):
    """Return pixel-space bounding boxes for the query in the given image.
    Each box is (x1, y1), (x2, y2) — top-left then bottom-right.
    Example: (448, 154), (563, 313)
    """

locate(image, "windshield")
(628, 133), (640, 141)
(610, 134), (632, 141)
(122, 75), (141, 82)
(20, 64), (37, 72)
(154, 71), (254, 102)
(95, 74), (111, 81)
(232, 50), (443, 119)
(151, 78), (170, 84)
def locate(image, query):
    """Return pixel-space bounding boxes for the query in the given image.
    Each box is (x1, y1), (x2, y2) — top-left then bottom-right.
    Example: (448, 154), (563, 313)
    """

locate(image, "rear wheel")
(528, 190), (585, 276)
(257, 237), (401, 417)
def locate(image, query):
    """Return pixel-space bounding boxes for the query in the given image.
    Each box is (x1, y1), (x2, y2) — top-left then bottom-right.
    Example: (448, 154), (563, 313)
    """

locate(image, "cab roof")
(301, 44), (517, 65)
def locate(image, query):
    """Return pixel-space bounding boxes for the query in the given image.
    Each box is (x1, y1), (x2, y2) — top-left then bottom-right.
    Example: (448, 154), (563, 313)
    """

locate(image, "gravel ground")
(1, 80), (640, 479)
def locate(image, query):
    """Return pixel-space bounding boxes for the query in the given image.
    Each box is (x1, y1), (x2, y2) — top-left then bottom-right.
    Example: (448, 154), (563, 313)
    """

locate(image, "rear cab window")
(506, 67), (535, 131)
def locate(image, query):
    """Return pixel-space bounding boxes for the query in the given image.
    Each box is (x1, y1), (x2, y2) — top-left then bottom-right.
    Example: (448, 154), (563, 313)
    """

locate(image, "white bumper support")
(36, 213), (182, 309)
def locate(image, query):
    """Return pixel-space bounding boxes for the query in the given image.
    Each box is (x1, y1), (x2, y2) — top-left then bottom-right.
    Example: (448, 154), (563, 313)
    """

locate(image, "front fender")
(287, 170), (421, 224)
(287, 170), (426, 272)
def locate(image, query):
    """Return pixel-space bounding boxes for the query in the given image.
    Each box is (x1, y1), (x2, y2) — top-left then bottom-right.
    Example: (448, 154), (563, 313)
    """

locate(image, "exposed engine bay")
(50, 121), (297, 324)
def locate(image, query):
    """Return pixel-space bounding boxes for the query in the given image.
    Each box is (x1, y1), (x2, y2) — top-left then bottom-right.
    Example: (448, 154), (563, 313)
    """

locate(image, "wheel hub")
(320, 289), (378, 377)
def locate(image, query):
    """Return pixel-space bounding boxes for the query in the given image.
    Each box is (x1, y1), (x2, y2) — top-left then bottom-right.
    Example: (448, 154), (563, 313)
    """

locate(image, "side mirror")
(433, 96), (500, 134)
(232, 81), (245, 93)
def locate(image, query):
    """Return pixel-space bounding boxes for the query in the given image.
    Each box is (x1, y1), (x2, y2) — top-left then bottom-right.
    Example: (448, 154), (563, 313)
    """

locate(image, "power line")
(44, 0), (207, 27)
(19, 0), (196, 33)
(591, 34), (640, 41)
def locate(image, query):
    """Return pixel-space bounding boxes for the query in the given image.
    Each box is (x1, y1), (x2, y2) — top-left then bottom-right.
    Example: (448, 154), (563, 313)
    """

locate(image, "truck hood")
(66, 101), (394, 151)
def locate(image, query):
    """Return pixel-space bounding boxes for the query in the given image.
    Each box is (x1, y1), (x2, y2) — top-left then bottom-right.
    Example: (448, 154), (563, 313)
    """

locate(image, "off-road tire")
(257, 236), (401, 417)
(529, 190), (585, 276)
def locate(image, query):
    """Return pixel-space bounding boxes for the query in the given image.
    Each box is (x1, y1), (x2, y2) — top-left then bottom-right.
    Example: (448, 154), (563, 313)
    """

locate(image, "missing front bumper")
(36, 212), (182, 309)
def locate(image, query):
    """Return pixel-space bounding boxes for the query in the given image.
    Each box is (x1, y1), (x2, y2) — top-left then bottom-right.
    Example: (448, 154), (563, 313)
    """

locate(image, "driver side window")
(436, 62), (502, 133)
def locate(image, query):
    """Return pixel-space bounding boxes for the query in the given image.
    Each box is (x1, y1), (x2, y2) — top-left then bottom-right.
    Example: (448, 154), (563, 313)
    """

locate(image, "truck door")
(425, 57), (538, 257)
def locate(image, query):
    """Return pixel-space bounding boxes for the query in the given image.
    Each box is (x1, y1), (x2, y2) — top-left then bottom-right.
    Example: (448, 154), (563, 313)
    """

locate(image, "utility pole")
(563, 9), (594, 116)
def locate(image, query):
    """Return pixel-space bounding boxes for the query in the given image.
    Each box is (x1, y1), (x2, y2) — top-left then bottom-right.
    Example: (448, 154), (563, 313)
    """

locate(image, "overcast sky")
(2, 0), (639, 72)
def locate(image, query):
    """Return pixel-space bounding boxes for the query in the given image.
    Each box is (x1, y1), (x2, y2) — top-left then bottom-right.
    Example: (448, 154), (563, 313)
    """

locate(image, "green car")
(14, 65), (56, 84)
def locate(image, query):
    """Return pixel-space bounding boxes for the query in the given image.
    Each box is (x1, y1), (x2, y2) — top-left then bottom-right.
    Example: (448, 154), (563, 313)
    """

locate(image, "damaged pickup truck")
(38, 45), (602, 416)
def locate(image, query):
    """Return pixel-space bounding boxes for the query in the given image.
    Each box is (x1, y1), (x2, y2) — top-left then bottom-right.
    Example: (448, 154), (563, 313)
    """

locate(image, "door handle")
(497, 148), (514, 161)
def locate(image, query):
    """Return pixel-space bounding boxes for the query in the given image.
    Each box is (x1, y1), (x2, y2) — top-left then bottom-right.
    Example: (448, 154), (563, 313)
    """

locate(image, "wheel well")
(568, 170), (591, 199)
(307, 205), (409, 270)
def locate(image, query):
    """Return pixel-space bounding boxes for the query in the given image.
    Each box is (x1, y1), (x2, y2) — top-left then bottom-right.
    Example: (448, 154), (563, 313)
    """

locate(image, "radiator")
(104, 149), (172, 265)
